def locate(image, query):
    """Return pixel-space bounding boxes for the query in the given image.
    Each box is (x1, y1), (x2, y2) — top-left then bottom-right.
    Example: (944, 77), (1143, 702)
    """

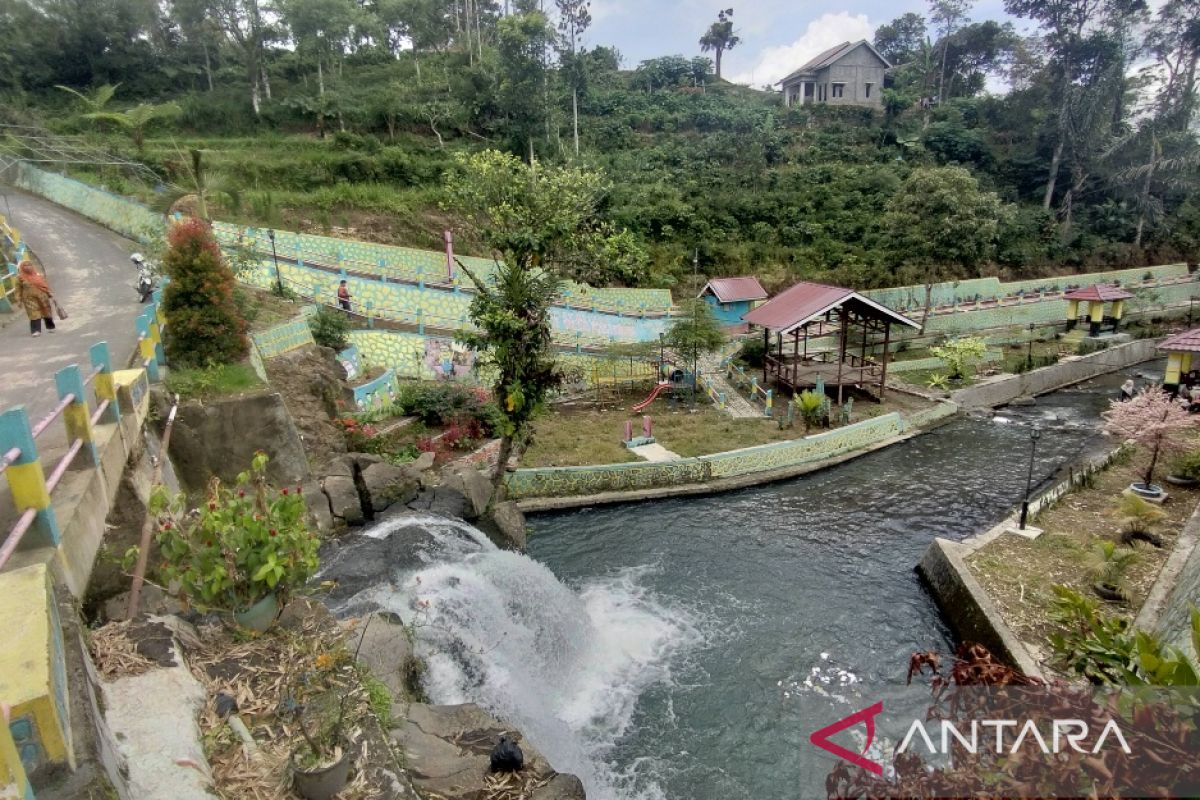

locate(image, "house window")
(832, 83), (844, 98)
(865, 82), (873, 98)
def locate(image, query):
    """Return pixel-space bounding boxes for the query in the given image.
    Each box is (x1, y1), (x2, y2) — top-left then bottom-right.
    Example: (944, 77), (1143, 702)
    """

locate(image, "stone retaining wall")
(952, 338), (1161, 408)
(1135, 505), (1200, 661)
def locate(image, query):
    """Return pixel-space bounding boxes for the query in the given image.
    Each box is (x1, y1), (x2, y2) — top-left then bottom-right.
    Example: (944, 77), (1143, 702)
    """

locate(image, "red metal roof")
(699, 276), (768, 303)
(1159, 328), (1200, 353)
(741, 280), (919, 333)
(1063, 283), (1134, 302)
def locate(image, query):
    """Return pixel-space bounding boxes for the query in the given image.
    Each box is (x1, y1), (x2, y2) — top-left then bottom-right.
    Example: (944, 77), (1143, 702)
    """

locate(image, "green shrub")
(1169, 449), (1200, 480)
(394, 381), (500, 434)
(737, 337), (766, 368)
(161, 218), (248, 367)
(310, 307), (350, 351)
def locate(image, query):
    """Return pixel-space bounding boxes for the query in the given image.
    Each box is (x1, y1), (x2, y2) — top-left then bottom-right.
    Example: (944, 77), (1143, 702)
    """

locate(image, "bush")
(1171, 449), (1200, 480)
(737, 336), (766, 368)
(148, 454), (319, 612)
(161, 218), (248, 367)
(395, 382), (496, 430)
(310, 306), (350, 351)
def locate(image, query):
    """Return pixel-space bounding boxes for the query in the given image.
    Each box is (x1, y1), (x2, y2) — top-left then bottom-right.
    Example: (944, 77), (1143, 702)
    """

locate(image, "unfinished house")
(778, 40), (891, 109)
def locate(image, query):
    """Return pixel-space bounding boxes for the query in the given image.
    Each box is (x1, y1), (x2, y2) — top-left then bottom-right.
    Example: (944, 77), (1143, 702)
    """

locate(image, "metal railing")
(725, 362), (774, 416)
(0, 291), (165, 571)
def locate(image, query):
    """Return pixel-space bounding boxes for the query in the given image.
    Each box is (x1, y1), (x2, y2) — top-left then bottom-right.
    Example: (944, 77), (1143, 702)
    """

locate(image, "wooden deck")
(765, 353), (883, 392)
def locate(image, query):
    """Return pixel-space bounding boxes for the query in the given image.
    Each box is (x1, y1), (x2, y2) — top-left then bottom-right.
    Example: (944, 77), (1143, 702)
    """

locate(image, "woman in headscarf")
(15, 260), (56, 337)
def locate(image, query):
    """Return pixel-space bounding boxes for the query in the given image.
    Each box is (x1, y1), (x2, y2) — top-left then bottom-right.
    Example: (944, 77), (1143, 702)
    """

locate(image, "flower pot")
(1129, 482), (1165, 499)
(233, 593), (279, 633)
(292, 745), (351, 800)
(1092, 582), (1127, 603)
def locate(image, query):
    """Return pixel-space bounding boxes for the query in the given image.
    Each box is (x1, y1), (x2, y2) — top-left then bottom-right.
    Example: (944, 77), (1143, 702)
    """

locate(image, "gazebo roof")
(1158, 328), (1200, 353)
(741, 280), (919, 335)
(1063, 283), (1134, 302)
(698, 276), (768, 303)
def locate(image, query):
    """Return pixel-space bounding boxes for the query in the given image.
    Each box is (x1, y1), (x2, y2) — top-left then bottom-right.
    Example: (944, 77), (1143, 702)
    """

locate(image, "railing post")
(90, 342), (121, 424)
(146, 301), (165, 364)
(0, 407), (60, 548)
(136, 316), (160, 382)
(55, 365), (98, 468)
(765, 389), (773, 417)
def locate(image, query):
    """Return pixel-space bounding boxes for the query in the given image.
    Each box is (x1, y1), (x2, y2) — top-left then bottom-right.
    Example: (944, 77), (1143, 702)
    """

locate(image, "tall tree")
(929, 0), (972, 103)
(874, 12), (927, 65)
(211, 0), (269, 115)
(556, 0), (591, 156)
(496, 5), (554, 158)
(699, 8), (739, 80)
(1146, 0), (1200, 131)
(444, 150), (636, 497)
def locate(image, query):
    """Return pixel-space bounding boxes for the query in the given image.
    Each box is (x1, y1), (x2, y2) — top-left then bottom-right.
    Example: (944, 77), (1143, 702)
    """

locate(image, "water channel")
(340, 367), (1158, 800)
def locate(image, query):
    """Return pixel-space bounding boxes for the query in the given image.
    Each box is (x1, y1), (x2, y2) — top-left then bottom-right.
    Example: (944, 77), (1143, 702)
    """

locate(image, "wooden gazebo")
(742, 281), (920, 402)
(1064, 283), (1133, 336)
(1158, 327), (1200, 393)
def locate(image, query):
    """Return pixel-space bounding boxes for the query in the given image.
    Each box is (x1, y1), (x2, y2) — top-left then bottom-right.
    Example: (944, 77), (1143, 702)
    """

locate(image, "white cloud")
(726, 12), (874, 88)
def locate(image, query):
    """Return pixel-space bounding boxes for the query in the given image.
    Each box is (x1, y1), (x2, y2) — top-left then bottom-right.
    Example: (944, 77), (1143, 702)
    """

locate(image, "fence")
(1, 213), (26, 314)
(0, 293), (165, 572)
(249, 314), (315, 359)
(725, 362), (773, 416)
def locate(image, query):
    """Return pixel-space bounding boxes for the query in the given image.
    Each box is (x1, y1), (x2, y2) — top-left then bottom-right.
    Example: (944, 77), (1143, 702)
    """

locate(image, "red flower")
(208, 501), (217, 510)
(282, 488), (289, 496)
(161, 521), (172, 530)
(238, 490), (246, 498)
(270, 529), (278, 537)
(296, 486), (303, 494)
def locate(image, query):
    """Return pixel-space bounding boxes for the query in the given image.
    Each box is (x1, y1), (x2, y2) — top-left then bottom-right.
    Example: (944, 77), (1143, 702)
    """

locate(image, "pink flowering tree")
(1102, 387), (1198, 489)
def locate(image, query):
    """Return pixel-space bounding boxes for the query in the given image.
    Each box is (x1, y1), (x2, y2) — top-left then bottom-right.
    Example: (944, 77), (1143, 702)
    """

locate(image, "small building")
(1157, 328), (1200, 393)
(778, 40), (891, 109)
(742, 280), (919, 402)
(1064, 284), (1133, 336)
(698, 276), (769, 328)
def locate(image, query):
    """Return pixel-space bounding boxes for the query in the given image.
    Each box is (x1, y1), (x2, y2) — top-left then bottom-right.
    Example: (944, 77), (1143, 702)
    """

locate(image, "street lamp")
(1026, 323), (1036, 371)
(659, 332), (665, 379)
(267, 228), (282, 296)
(1018, 426), (1042, 530)
(691, 249), (699, 405)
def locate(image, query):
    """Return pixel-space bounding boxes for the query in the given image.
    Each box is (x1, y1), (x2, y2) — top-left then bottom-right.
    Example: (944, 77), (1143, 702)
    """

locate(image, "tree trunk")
(414, 50), (422, 85)
(1134, 135), (1158, 249)
(250, 79), (260, 116)
(919, 281), (933, 334)
(317, 58), (325, 96)
(715, 48), (723, 80)
(572, 89), (580, 156)
(490, 435), (514, 499)
(261, 65), (272, 100)
(203, 41), (214, 91)
(1043, 136), (1064, 210)
(938, 39), (949, 102)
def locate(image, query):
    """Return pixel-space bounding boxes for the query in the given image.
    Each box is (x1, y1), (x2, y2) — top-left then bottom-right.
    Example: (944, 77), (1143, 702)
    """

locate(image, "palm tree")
(699, 8), (740, 80)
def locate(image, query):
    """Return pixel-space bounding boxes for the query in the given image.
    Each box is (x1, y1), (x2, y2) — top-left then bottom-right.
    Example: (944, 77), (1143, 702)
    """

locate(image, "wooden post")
(793, 328), (800, 388)
(879, 320), (891, 402)
(762, 327), (769, 385)
(835, 309), (848, 405)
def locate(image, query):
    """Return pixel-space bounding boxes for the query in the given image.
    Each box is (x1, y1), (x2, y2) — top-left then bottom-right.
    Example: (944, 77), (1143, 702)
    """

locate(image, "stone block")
(0, 563), (73, 778)
(323, 475), (364, 525)
(361, 462), (420, 514)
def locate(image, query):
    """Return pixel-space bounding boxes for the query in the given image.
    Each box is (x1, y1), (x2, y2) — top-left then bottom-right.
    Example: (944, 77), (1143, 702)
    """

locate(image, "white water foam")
(347, 515), (701, 799)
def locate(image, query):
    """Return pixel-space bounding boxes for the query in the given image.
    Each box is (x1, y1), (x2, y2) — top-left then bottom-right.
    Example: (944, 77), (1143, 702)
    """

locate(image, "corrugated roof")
(778, 39), (892, 84)
(741, 280), (919, 333)
(1063, 284), (1134, 302)
(699, 276), (768, 303)
(1159, 328), (1200, 353)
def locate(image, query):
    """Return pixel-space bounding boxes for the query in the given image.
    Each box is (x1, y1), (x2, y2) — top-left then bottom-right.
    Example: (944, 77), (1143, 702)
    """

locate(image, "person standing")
(1119, 379), (1135, 401)
(15, 260), (56, 337)
(337, 279), (352, 312)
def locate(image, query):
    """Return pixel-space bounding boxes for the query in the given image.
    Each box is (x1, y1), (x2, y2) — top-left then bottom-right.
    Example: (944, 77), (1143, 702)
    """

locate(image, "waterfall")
(328, 514), (701, 800)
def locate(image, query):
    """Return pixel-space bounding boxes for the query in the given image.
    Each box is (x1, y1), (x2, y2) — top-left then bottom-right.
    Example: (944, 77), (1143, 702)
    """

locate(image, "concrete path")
(696, 351), (762, 419)
(0, 188), (143, 527)
(0, 189), (143, 441)
(629, 442), (680, 462)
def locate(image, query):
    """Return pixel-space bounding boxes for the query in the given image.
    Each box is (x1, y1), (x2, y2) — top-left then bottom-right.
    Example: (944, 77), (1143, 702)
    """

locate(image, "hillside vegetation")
(2, 0), (1198, 292)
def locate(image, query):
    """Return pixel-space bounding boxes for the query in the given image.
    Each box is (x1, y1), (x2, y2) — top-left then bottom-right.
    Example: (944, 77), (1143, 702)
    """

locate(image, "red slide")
(632, 381), (669, 412)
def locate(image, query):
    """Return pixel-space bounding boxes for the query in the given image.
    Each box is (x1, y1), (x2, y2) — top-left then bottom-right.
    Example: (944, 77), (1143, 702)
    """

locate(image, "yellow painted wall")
(0, 563), (72, 777)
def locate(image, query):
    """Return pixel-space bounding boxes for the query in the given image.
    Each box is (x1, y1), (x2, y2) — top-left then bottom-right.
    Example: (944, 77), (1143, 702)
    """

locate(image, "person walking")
(1119, 378), (1135, 401)
(337, 279), (352, 312)
(15, 260), (57, 337)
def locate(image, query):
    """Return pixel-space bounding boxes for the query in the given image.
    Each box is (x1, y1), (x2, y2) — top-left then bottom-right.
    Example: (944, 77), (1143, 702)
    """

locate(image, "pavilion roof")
(1159, 327), (1200, 353)
(699, 276), (768, 303)
(741, 280), (919, 334)
(1063, 283), (1134, 302)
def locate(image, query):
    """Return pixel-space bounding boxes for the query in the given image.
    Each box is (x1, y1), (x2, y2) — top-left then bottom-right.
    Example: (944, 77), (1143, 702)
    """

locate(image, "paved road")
(0, 188), (144, 525)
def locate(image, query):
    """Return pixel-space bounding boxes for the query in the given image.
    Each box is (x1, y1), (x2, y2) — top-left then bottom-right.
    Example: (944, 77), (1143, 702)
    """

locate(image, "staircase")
(695, 352), (763, 419)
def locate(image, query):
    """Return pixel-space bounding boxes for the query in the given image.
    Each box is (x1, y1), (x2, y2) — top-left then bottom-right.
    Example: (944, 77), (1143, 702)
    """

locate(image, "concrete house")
(779, 40), (891, 109)
(698, 276), (769, 328)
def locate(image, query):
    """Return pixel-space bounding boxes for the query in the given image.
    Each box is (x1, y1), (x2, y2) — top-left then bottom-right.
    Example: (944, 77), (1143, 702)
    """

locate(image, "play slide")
(632, 381), (669, 412)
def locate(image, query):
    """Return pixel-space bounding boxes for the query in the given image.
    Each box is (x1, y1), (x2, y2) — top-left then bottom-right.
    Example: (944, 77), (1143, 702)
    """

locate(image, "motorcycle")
(131, 253), (157, 303)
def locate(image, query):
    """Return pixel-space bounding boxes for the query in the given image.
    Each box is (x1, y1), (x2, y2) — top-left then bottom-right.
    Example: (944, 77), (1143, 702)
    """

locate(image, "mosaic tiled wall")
(889, 350), (1004, 373)
(213, 222), (674, 316)
(352, 368), (399, 409)
(349, 330), (440, 379)
(249, 316), (315, 359)
(14, 163), (162, 244)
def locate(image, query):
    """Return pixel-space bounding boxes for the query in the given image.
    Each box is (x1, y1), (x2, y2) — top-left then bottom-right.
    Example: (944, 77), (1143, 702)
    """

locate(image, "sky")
(583, 0), (1017, 88)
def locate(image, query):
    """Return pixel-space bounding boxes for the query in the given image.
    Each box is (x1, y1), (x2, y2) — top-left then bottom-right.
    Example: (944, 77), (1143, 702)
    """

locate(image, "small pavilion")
(1064, 284), (1133, 336)
(742, 281), (920, 402)
(1158, 328), (1200, 393)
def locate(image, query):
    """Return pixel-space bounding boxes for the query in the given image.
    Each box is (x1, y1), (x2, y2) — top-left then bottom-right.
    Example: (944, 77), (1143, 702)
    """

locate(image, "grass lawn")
(235, 285), (306, 332)
(520, 387), (934, 467)
(164, 362), (264, 400)
(967, 450), (1200, 669)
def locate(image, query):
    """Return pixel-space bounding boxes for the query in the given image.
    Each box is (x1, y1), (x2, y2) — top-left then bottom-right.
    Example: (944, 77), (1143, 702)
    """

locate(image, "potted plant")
(1102, 387), (1198, 499)
(150, 453), (320, 631)
(1087, 540), (1137, 603)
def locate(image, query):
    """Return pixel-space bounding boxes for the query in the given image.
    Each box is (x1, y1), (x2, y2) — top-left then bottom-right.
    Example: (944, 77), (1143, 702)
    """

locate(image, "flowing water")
(333, 367), (1158, 800)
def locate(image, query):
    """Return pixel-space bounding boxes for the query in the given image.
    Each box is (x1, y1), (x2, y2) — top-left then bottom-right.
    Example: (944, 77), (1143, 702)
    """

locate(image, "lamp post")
(691, 249), (699, 406)
(659, 332), (665, 380)
(267, 228), (281, 296)
(1026, 323), (1036, 371)
(1018, 426), (1042, 530)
